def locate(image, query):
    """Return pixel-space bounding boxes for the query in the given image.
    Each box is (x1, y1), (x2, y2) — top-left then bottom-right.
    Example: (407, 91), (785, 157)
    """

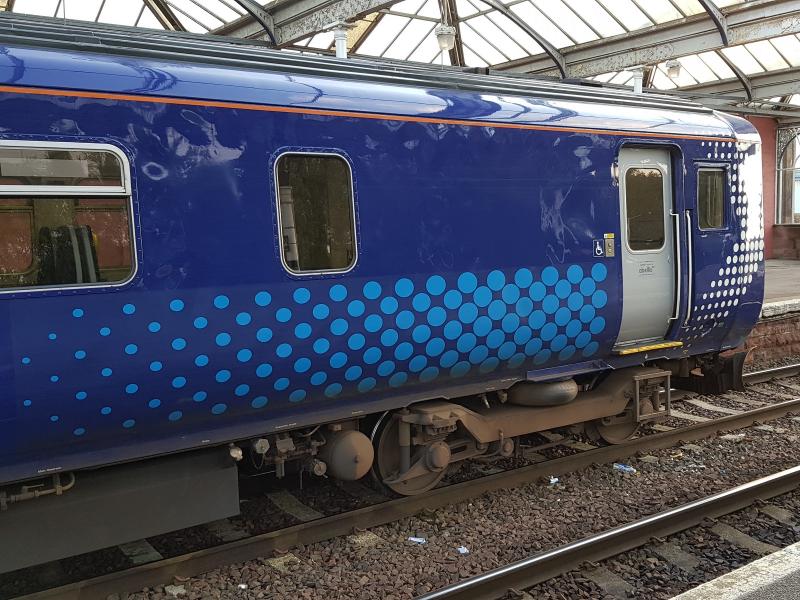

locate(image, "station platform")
(764, 259), (800, 305)
(671, 541), (800, 600)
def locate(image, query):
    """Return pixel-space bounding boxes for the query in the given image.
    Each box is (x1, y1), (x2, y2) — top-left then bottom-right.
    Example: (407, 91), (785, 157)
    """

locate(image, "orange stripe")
(0, 84), (735, 143)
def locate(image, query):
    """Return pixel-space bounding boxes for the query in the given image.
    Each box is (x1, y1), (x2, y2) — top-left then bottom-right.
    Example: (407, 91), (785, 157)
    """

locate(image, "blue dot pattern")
(15, 264), (611, 441)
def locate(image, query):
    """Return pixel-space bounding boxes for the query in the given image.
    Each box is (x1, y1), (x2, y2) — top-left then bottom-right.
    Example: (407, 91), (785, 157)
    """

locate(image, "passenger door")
(617, 148), (677, 344)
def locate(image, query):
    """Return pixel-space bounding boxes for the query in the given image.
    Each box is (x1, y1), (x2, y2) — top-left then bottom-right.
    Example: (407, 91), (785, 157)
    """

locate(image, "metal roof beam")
(677, 66), (800, 103)
(495, 0), (800, 77)
(214, 0), (402, 46)
(697, 0), (729, 45)
(142, 0), (185, 31)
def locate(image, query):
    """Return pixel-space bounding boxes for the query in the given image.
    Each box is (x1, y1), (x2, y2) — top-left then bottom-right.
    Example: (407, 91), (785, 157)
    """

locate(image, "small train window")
(275, 153), (356, 274)
(698, 169), (725, 230)
(625, 167), (665, 251)
(0, 143), (134, 290)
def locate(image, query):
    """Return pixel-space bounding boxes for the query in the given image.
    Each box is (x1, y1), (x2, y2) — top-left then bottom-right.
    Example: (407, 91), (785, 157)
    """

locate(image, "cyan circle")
(409, 355), (427, 372)
(313, 338), (331, 354)
(194, 316), (208, 329)
(592, 263), (608, 282)
(488, 300), (507, 320)
(149, 399), (162, 408)
(276, 308), (292, 323)
(295, 323), (312, 339)
(150, 361), (163, 372)
(313, 303), (330, 320)
(50, 374), (60, 382)
(311, 371), (328, 385)
(479, 357), (500, 373)
(329, 285), (347, 302)
(276, 343), (293, 358)
(592, 290), (608, 309)
(529, 310), (546, 329)
(330, 318), (349, 336)
(542, 295), (559, 314)
(457, 272), (478, 293)
(395, 278), (414, 298)
(74, 350), (86, 360)
(237, 348), (253, 362)
(508, 353), (526, 368)
(426, 337), (445, 357)
(580, 305), (596, 323)
(211, 403), (227, 415)
(515, 268), (533, 288)
(330, 352), (348, 368)
(251, 396), (268, 408)
(427, 307), (447, 327)
(412, 325), (432, 343)
(444, 290), (463, 310)
(502, 284), (520, 304)
(389, 372), (408, 387)
(122, 304), (135, 315)
(168, 410), (183, 422)
(172, 376), (186, 389)
(101, 367), (112, 377)
(457, 333), (477, 353)
(498, 341), (517, 360)
(502, 313), (520, 333)
(473, 316), (492, 337)
(395, 342), (414, 361)
(215, 333), (231, 347)
(412, 293), (431, 312)
(486, 329), (505, 349)
(516, 297), (534, 317)
(235, 383), (250, 397)
(364, 347), (382, 364)
(215, 369), (231, 383)
(381, 329), (399, 347)
(378, 360), (395, 377)
(363, 281), (382, 299)
(469, 345), (489, 364)
(444, 321), (463, 340)
(358, 314), (380, 333)
(583, 341), (599, 357)
(530, 282), (546, 301)
(555, 279), (571, 299)
(559, 345), (576, 360)
(122, 419), (136, 428)
(440, 350), (459, 368)
(551, 334), (568, 352)
(458, 303), (478, 324)
(293, 287), (311, 304)
(257, 327), (273, 342)
(274, 378), (290, 391)
(255, 291), (272, 306)
(148, 321), (161, 333)
(195, 354), (209, 367)
(74, 426), (87, 435)
(172, 338), (187, 350)
(567, 292), (584, 312)
(590, 316), (606, 334)
(541, 266), (559, 286)
(125, 383), (138, 394)
(294, 358), (311, 373)
(426, 275), (446, 296)
(325, 383), (343, 397)
(380, 296), (399, 315)
(575, 331), (591, 348)
(487, 270), (505, 291)
(193, 391), (207, 402)
(348, 333), (366, 350)
(534, 349), (552, 365)
(99, 327), (110, 337)
(555, 307), (571, 326)
(395, 310), (415, 330)
(169, 299), (184, 312)
(256, 363), (273, 378)
(236, 312), (252, 326)
(213, 295), (229, 309)
(348, 300), (366, 317)
(566, 319), (582, 338)
(541, 322), (558, 341)
(75, 391), (88, 400)
(514, 325), (533, 345)
(420, 366), (439, 382)
(473, 286), (492, 307)
(580, 278), (597, 296)
(358, 378), (377, 392)
(567, 265), (584, 284)
(450, 361), (471, 378)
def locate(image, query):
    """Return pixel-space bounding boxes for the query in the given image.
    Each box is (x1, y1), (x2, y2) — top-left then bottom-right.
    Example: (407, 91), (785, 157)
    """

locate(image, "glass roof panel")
(417, 0), (441, 18)
(720, 45), (765, 74)
(743, 40), (789, 71)
(98, 0), (147, 28)
(462, 44), (489, 67)
(696, 51), (735, 79)
(14, 0), (60, 17)
(677, 54), (718, 83)
(632, 0), (682, 24)
(595, 0), (652, 32)
(137, 7), (164, 29)
(168, 0), (225, 30)
(651, 66), (678, 89)
(306, 31), (334, 50)
(790, 95), (800, 106)
(531, 0), (597, 44)
(592, 72), (617, 83)
(510, 2), (573, 48)
(485, 12), (543, 55)
(408, 32), (449, 63)
(467, 14), (528, 60)
(392, 0), (427, 14)
(356, 14), (411, 56)
(770, 35), (800, 67)
(563, 0), (625, 38)
(460, 21), (508, 63)
(383, 19), (435, 60)
(609, 71), (633, 85)
(669, 0), (704, 16)
(455, 0), (481, 19)
(714, 0), (747, 7)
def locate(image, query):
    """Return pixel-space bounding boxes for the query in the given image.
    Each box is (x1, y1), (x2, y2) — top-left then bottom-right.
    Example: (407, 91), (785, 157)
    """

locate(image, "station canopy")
(1, 0), (799, 118)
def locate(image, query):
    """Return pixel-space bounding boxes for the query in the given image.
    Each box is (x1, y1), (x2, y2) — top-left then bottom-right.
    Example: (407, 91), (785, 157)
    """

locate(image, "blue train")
(0, 14), (763, 571)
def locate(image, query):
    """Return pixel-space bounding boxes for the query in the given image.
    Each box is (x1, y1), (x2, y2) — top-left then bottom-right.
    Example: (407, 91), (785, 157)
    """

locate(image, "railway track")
(7, 363), (800, 600)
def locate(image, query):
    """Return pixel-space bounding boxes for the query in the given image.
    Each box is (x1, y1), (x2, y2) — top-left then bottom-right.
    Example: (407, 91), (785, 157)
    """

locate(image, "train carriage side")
(0, 43), (764, 570)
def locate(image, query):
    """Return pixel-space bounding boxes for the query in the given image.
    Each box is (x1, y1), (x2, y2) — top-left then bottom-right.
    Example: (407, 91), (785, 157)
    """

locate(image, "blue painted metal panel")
(0, 44), (765, 484)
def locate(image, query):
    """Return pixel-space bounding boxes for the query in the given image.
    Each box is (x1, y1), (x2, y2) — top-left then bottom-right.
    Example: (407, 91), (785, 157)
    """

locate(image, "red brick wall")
(745, 116), (779, 258)
(744, 313), (800, 365)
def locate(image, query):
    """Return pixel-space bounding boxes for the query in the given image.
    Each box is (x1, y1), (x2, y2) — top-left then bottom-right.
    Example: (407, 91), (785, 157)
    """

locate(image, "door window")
(625, 167), (665, 251)
(697, 169), (725, 229)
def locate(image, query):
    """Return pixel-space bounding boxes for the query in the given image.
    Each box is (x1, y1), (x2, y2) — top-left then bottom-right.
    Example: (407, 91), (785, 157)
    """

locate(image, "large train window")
(275, 153), (356, 274)
(625, 167), (665, 251)
(0, 143), (134, 290)
(697, 169), (725, 230)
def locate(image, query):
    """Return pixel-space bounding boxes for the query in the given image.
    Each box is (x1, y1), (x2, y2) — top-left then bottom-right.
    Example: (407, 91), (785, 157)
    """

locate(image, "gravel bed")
(746, 355), (800, 373)
(720, 505), (800, 548)
(128, 413), (800, 600)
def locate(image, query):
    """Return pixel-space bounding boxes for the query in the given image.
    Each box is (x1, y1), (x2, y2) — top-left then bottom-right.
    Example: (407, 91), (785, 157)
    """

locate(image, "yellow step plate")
(614, 341), (684, 355)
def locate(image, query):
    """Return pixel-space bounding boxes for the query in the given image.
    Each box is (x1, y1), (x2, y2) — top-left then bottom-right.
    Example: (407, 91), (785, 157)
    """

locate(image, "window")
(0, 144), (134, 289)
(625, 167), (665, 251)
(778, 128), (800, 224)
(697, 169), (725, 229)
(276, 153), (356, 273)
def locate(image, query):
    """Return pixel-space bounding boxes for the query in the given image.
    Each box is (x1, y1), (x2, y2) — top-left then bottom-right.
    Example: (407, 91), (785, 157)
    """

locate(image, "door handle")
(684, 211), (693, 327)
(670, 212), (681, 321)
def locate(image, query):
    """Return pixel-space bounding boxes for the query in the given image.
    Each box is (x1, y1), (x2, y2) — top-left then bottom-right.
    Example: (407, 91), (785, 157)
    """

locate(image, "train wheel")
(370, 411), (448, 496)
(585, 419), (639, 444)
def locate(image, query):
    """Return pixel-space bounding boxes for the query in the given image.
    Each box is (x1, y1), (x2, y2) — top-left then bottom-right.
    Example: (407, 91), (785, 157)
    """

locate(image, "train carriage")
(0, 13), (763, 571)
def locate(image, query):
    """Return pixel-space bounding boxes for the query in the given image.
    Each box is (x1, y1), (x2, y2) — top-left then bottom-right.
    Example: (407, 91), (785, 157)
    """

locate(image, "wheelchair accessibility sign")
(593, 233), (615, 258)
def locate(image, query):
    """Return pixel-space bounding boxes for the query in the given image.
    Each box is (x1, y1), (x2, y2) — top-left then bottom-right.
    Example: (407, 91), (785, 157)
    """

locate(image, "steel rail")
(416, 464), (800, 600)
(13, 365), (800, 600)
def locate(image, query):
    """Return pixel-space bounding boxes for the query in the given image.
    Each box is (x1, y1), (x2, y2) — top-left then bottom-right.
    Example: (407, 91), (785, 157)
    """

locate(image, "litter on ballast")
(457, 546), (469, 555)
(408, 536), (427, 544)
(238, 584), (248, 590)
(548, 475), (559, 486)
(612, 463), (637, 474)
